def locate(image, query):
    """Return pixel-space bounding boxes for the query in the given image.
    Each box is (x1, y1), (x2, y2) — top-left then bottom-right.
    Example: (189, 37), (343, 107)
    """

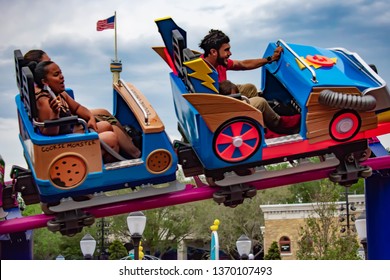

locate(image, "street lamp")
(127, 211), (146, 260)
(355, 210), (367, 260)
(236, 234), (252, 260)
(80, 233), (96, 260)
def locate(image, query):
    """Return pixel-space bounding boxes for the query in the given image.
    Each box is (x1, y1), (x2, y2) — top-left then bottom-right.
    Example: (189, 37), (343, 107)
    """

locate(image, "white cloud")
(0, 118), (27, 181)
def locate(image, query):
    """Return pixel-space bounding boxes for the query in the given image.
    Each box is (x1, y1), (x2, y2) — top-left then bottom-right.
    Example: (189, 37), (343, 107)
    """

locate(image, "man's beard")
(217, 55), (227, 67)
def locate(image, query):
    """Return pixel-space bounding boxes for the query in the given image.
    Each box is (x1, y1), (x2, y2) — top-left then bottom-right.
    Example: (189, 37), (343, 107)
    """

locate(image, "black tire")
(360, 167), (372, 178)
(83, 216), (95, 226)
(47, 220), (61, 232)
(213, 193), (226, 204)
(244, 189), (257, 198)
(329, 173), (342, 183)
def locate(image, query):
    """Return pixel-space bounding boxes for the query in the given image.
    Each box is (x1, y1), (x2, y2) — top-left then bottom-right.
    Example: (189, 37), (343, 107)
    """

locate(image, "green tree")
(27, 162), (366, 260)
(58, 237), (83, 260)
(105, 205), (197, 259)
(143, 205), (197, 258)
(32, 228), (63, 259)
(264, 241), (281, 260)
(23, 203), (99, 259)
(108, 239), (128, 260)
(183, 180), (295, 259)
(21, 204), (63, 259)
(296, 183), (360, 260)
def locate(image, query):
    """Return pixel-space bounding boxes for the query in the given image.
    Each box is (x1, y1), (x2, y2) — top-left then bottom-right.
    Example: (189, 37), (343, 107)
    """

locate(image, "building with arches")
(260, 194), (365, 260)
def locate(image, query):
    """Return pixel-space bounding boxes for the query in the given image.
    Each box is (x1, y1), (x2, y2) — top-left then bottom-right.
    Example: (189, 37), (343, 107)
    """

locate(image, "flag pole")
(110, 11), (122, 84)
(114, 11), (118, 62)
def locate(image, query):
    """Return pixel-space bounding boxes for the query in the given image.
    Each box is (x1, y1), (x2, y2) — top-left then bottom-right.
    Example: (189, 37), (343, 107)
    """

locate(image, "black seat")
(182, 48), (199, 93)
(172, 29), (186, 79)
(21, 66), (37, 120)
(14, 49), (24, 96)
(183, 48), (198, 62)
(172, 30), (199, 93)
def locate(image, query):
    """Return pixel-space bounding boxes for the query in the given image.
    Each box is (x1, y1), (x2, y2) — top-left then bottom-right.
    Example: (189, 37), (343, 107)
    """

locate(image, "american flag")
(97, 15), (115, 31)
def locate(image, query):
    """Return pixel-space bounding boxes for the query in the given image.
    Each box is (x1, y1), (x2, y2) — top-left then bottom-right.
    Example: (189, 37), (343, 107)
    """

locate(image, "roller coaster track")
(0, 155), (389, 235)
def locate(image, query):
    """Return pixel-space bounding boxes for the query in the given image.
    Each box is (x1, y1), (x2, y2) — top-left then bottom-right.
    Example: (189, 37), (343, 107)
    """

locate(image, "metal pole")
(132, 234), (141, 260)
(361, 238), (368, 260)
(100, 218), (105, 259)
(114, 11), (118, 62)
(345, 187), (350, 232)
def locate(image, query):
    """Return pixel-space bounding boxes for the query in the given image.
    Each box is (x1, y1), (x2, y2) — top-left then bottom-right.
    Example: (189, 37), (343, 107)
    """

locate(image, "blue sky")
(1, 0), (389, 180)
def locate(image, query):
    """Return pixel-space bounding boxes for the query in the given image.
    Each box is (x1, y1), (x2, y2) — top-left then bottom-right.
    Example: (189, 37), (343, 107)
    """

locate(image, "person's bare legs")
(99, 131), (120, 163)
(91, 109), (141, 158)
(96, 120), (114, 132)
(112, 125), (141, 158)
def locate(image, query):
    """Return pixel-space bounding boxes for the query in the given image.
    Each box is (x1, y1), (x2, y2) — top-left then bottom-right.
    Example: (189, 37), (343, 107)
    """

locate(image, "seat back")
(182, 48), (198, 93)
(14, 49), (24, 95)
(171, 29), (218, 94)
(172, 29), (186, 79)
(21, 66), (38, 121)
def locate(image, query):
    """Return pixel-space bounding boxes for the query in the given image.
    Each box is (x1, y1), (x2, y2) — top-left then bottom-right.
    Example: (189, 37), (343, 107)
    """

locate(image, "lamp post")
(236, 234), (251, 260)
(80, 233), (96, 260)
(96, 217), (110, 260)
(339, 187), (356, 234)
(355, 210), (367, 260)
(127, 211), (146, 260)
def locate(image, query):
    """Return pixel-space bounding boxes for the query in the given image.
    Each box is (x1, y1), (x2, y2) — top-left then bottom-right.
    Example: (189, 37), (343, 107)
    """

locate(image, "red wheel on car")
(330, 110), (361, 141)
(214, 119), (261, 162)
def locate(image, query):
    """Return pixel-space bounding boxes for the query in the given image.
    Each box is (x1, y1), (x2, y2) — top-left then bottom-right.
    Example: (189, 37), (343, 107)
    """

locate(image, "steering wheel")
(268, 44), (283, 74)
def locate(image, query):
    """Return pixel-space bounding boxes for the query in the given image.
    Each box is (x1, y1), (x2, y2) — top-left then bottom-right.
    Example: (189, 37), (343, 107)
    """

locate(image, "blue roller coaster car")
(154, 17), (390, 205)
(10, 50), (182, 227)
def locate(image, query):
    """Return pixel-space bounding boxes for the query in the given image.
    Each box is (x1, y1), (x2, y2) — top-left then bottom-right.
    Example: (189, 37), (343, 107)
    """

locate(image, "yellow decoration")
(378, 111), (390, 123)
(138, 241), (144, 260)
(184, 58), (218, 93)
(210, 219), (220, 231)
(139, 251), (144, 260)
(295, 57), (337, 70)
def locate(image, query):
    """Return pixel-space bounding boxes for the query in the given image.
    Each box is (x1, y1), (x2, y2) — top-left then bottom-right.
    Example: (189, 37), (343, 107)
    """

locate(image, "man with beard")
(199, 30), (299, 135)
(199, 29), (283, 98)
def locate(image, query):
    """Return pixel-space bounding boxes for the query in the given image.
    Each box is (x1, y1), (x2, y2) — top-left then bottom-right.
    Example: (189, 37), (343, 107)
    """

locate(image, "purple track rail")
(0, 156), (389, 234)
